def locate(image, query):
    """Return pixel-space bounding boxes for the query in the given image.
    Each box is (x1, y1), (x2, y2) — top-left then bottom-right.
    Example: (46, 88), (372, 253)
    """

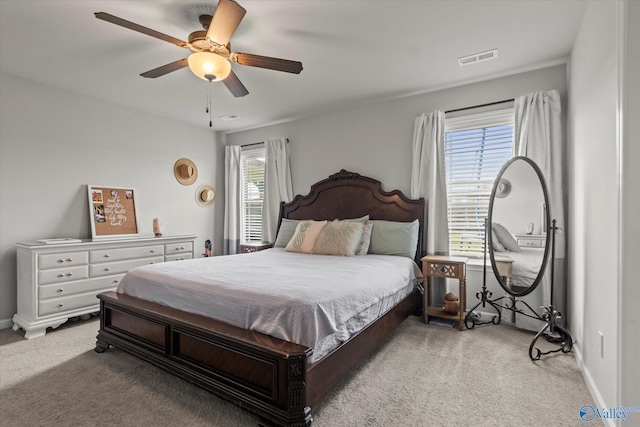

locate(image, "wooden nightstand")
(421, 255), (468, 331)
(239, 243), (273, 253)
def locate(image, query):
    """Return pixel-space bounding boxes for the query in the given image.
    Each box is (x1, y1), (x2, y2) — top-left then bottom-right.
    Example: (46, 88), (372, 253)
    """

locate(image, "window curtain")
(223, 145), (241, 255)
(513, 89), (565, 331)
(262, 138), (293, 243)
(411, 111), (449, 255)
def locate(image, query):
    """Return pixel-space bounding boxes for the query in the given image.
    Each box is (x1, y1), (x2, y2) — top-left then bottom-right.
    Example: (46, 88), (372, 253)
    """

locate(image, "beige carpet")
(0, 316), (593, 427)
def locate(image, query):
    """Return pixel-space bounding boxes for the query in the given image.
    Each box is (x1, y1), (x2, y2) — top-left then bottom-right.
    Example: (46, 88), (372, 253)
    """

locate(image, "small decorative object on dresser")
(12, 235), (196, 339)
(239, 242), (273, 253)
(153, 218), (163, 237)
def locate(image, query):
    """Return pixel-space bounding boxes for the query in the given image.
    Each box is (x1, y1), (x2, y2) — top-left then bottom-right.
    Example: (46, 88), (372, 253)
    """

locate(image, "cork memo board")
(88, 185), (139, 239)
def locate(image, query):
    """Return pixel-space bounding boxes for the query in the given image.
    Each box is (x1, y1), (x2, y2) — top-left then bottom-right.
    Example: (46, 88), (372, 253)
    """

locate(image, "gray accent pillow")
(491, 229), (506, 252)
(368, 219), (419, 259)
(274, 219), (300, 248)
(492, 223), (521, 252)
(313, 220), (365, 256)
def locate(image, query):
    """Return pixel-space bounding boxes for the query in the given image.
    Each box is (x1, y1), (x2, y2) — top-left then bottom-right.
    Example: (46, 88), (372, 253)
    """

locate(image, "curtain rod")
(445, 98), (514, 114)
(241, 138), (289, 148)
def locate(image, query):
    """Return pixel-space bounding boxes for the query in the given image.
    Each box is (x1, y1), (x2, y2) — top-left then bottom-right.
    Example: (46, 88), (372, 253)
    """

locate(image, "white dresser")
(13, 235), (196, 338)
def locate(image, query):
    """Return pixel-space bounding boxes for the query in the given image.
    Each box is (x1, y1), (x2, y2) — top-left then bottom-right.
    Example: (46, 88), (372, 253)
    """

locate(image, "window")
(444, 108), (514, 256)
(240, 147), (265, 243)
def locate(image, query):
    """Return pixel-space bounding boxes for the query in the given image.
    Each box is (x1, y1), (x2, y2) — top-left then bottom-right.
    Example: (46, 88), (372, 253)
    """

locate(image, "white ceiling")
(0, 0), (587, 133)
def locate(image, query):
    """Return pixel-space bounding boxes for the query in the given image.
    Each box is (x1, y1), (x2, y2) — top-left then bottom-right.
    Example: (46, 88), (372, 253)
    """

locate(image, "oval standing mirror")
(488, 156), (551, 297)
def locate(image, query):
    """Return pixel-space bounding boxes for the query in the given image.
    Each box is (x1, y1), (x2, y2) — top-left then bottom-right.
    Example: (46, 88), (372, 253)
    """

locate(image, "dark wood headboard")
(278, 169), (425, 263)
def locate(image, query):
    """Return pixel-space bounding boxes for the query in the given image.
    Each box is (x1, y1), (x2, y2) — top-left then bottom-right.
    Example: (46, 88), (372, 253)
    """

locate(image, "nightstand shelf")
(421, 255), (468, 331)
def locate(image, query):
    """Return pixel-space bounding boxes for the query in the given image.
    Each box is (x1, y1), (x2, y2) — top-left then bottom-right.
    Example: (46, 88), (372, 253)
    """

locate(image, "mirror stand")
(464, 219), (573, 360)
(527, 220), (573, 360)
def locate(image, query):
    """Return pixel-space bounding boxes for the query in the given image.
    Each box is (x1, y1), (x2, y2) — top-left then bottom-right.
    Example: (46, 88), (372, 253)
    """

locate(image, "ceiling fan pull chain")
(208, 82), (213, 128)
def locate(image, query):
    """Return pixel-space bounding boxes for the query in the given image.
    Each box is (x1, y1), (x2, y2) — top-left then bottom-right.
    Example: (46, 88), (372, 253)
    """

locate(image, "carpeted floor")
(0, 316), (593, 426)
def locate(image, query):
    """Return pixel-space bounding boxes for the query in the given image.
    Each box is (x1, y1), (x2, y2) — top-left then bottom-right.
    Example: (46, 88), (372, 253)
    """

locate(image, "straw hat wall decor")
(174, 158), (198, 185)
(195, 184), (215, 207)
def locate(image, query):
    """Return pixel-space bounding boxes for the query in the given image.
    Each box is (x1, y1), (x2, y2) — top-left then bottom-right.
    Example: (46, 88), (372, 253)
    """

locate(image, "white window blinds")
(444, 108), (514, 256)
(240, 147), (266, 243)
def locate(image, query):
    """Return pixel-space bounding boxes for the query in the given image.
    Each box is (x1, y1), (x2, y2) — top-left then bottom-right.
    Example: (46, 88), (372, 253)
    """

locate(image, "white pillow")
(313, 220), (364, 256)
(355, 223), (373, 255)
(492, 223), (520, 252)
(285, 220), (327, 253)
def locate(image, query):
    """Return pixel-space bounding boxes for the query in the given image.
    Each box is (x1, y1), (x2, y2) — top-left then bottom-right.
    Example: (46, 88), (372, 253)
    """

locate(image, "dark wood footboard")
(95, 289), (419, 426)
(96, 291), (313, 427)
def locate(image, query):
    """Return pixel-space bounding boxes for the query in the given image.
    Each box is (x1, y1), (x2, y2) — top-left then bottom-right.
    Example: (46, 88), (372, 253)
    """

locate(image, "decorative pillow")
(313, 220), (365, 256)
(492, 223), (521, 252)
(275, 216), (367, 248)
(285, 220), (327, 253)
(355, 223), (373, 255)
(274, 218), (300, 248)
(368, 219), (419, 259)
(491, 229), (506, 252)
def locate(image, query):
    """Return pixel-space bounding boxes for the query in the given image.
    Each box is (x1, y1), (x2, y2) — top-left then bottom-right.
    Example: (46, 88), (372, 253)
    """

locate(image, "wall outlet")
(598, 331), (604, 359)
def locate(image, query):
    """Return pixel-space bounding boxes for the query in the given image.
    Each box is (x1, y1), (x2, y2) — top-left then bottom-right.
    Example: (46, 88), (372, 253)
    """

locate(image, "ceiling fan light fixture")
(188, 52), (231, 81)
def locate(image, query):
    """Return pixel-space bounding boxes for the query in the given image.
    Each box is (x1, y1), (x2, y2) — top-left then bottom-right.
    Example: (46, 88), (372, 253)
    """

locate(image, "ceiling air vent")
(458, 49), (498, 66)
(219, 114), (240, 121)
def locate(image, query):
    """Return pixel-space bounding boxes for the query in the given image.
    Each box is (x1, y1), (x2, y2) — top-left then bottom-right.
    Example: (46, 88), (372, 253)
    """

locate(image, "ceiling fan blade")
(206, 0), (247, 47)
(140, 58), (188, 78)
(233, 53), (303, 74)
(223, 70), (249, 97)
(95, 12), (188, 49)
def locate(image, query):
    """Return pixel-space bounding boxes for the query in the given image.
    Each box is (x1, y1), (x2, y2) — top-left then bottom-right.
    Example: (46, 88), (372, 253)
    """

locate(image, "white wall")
(619, 0), (640, 415)
(567, 0), (640, 418)
(0, 72), (224, 327)
(226, 66), (568, 199)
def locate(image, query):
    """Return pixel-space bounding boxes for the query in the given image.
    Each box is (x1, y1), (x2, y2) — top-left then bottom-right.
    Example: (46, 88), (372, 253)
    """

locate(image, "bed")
(95, 170), (425, 427)
(494, 247), (545, 290)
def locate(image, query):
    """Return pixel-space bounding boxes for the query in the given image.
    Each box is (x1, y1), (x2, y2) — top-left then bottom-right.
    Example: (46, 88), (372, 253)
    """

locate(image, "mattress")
(117, 248), (422, 362)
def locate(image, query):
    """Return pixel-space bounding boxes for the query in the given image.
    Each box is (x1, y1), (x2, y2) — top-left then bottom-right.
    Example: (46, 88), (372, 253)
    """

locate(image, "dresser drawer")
(39, 252), (88, 270)
(164, 242), (193, 255)
(39, 274), (125, 300)
(38, 292), (103, 316)
(90, 256), (164, 277)
(39, 265), (89, 285)
(517, 238), (543, 248)
(90, 245), (164, 263)
(165, 253), (193, 262)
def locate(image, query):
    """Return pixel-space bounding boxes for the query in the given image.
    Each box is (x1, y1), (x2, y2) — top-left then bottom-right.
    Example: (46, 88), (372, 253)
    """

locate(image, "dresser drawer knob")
(150, 249), (156, 253)
(66, 258), (73, 262)
(57, 303), (64, 308)
(104, 267), (111, 271)
(150, 261), (156, 264)
(176, 246), (185, 250)
(57, 273), (65, 278)
(66, 272), (73, 277)
(57, 288), (64, 293)
(113, 279), (119, 283)
(104, 254), (110, 258)
(439, 267), (446, 273)
(58, 258), (65, 263)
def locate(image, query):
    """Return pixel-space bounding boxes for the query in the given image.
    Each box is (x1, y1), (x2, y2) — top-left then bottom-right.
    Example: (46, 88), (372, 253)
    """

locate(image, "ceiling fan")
(95, 0), (303, 97)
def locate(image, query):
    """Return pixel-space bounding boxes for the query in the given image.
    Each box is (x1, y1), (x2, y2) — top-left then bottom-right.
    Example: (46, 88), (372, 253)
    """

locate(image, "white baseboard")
(0, 318), (14, 330)
(573, 344), (617, 427)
